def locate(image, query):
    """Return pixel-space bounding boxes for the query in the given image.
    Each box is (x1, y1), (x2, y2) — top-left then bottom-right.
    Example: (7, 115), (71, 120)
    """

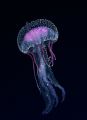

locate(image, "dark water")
(0, 3), (87, 120)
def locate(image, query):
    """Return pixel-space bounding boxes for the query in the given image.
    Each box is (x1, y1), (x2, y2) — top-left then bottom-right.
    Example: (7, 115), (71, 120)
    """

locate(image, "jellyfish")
(17, 19), (65, 114)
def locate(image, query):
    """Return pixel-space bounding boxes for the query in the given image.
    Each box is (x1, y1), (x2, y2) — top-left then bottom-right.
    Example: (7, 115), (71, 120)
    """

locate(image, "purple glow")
(24, 27), (48, 42)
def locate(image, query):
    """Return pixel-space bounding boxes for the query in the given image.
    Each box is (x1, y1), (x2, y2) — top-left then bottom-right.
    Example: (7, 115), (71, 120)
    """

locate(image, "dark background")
(0, 2), (87, 120)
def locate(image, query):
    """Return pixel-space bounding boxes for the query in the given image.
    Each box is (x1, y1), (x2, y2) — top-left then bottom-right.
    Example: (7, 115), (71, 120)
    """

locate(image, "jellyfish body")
(17, 19), (65, 114)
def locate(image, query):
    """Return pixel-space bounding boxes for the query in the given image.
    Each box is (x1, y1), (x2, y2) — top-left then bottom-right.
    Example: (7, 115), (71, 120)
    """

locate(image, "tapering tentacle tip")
(41, 110), (50, 115)
(61, 91), (66, 103)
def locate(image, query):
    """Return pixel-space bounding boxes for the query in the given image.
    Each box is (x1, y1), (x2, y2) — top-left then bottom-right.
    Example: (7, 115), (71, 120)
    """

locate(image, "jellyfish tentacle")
(46, 65), (65, 102)
(41, 87), (58, 115)
(48, 48), (54, 66)
(41, 42), (56, 67)
(28, 53), (41, 91)
(48, 56), (53, 67)
(33, 52), (58, 114)
(37, 67), (58, 114)
(32, 60), (41, 92)
(41, 45), (53, 67)
(48, 42), (56, 60)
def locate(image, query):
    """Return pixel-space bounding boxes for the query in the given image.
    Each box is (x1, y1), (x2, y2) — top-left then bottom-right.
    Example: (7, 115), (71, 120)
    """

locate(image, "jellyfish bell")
(17, 26), (34, 54)
(17, 19), (59, 54)
(24, 19), (59, 43)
